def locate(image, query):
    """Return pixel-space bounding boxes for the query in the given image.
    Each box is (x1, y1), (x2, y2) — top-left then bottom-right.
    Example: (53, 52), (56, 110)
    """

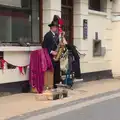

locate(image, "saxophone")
(53, 32), (65, 61)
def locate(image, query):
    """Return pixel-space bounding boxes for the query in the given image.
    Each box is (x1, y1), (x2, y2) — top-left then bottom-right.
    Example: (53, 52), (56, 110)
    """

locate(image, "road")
(46, 97), (120, 120)
(27, 92), (120, 120)
(9, 92), (120, 120)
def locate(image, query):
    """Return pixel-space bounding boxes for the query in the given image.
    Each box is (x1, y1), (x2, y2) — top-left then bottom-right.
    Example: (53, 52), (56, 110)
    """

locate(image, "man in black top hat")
(42, 21), (61, 88)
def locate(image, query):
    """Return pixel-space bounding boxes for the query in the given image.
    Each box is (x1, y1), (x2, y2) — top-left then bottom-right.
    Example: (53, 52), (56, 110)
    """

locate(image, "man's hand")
(63, 37), (67, 45)
(62, 31), (65, 36)
(60, 41), (64, 46)
(51, 51), (57, 56)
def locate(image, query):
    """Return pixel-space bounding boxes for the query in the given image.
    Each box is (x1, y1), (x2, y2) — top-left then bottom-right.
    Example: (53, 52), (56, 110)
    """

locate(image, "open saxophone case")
(61, 44), (81, 89)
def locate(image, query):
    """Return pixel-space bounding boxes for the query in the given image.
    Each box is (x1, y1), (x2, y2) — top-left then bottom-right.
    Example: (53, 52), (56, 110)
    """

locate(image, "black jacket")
(42, 31), (59, 56)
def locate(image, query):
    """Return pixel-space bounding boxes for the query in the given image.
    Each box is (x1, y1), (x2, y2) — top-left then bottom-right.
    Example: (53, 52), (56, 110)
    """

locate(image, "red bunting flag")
(0, 59), (29, 75)
(18, 66), (24, 75)
(1, 59), (6, 70)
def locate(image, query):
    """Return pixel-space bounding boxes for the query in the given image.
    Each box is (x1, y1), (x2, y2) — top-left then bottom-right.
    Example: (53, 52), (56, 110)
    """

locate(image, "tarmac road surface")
(22, 92), (120, 120)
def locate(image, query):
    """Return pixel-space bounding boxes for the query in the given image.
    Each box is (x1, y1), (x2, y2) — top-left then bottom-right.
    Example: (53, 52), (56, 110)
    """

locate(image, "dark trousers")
(72, 58), (81, 79)
(52, 60), (61, 88)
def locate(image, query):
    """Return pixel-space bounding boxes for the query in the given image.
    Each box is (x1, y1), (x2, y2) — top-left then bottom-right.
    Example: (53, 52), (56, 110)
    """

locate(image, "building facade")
(42, 0), (120, 79)
(0, 0), (120, 89)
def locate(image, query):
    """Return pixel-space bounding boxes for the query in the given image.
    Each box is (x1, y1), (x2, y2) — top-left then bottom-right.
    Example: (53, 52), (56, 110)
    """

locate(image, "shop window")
(0, 10), (31, 43)
(89, 0), (107, 12)
(0, 0), (41, 45)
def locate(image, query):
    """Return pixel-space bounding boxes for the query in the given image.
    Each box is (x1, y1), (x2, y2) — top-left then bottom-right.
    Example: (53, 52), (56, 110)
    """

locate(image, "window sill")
(0, 46), (41, 51)
(88, 10), (107, 17)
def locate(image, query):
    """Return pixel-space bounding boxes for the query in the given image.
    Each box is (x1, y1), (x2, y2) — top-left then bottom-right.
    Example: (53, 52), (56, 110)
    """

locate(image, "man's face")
(51, 26), (58, 33)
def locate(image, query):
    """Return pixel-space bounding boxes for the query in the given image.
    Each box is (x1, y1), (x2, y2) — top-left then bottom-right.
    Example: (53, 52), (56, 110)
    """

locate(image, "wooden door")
(62, 0), (73, 44)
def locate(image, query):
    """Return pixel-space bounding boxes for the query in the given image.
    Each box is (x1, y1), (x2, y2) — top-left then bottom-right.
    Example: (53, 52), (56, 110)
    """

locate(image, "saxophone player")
(42, 20), (62, 88)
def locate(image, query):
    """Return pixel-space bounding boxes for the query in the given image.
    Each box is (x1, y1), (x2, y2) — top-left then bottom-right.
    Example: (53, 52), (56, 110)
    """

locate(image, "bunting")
(0, 59), (28, 75)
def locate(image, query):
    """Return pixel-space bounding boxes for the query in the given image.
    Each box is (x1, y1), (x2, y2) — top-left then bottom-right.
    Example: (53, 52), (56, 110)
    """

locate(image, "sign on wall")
(83, 19), (88, 40)
(0, 0), (21, 7)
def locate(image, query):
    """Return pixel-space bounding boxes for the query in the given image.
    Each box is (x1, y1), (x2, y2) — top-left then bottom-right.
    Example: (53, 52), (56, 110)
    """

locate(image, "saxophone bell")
(53, 45), (64, 61)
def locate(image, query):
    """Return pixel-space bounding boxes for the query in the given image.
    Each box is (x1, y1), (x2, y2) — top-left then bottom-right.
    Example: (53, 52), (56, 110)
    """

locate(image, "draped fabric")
(29, 48), (53, 93)
(66, 44), (81, 79)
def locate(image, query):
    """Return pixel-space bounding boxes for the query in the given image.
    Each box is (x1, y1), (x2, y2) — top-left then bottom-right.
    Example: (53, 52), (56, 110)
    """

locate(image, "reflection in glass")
(0, 0), (40, 43)
(0, 16), (10, 42)
(12, 12), (31, 42)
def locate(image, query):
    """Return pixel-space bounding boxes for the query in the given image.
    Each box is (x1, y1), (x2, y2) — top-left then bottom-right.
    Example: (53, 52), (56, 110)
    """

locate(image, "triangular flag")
(1, 59), (6, 70)
(23, 66), (27, 74)
(18, 66), (24, 75)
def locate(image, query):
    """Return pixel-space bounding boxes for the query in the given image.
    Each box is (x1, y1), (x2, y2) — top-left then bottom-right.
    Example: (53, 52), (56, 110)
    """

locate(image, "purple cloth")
(29, 48), (53, 93)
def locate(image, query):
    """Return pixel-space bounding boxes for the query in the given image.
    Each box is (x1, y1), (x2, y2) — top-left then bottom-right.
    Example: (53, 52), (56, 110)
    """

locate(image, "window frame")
(88, 0), (107, 12)
(0, 0), (43, 45)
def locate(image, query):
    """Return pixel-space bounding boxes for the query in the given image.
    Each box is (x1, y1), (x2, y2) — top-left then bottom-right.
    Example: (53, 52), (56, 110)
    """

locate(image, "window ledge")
(0, 46), (41, 51)
(88, 10), (107, 17)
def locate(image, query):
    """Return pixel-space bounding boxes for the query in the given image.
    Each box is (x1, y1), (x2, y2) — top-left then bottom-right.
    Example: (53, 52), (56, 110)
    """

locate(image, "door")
(62, 0), (73, 44)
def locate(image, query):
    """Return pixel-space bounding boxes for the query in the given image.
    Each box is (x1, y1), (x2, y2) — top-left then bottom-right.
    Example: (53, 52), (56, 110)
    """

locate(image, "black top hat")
(48, 21), (59, 27)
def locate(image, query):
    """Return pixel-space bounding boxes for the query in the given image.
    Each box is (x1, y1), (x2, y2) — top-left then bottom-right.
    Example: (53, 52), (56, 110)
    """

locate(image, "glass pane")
(21, 0), (31, 8)
(89, 0), (101, 11)
(0, 15), (11, 42)
(0, 0), (40, 43)
(31, 0), (39, 43)
(0, 0), (21, 7)
(12, 12), (31, 42)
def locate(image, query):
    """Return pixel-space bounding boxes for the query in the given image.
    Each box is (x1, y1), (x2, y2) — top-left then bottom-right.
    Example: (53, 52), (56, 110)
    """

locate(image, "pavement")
(0, 79), (120, 120)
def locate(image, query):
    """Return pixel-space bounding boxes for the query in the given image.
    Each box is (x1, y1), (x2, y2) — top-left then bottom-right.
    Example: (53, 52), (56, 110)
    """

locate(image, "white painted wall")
(82, 11), (112, 73)
(0, 46), (41, 84)
(43, 0), (61, 37)
(73, 0), (112, 73)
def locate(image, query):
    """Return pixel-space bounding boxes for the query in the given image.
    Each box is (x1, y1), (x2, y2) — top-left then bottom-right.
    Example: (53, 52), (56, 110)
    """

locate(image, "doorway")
(61, 0), (73, 44)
